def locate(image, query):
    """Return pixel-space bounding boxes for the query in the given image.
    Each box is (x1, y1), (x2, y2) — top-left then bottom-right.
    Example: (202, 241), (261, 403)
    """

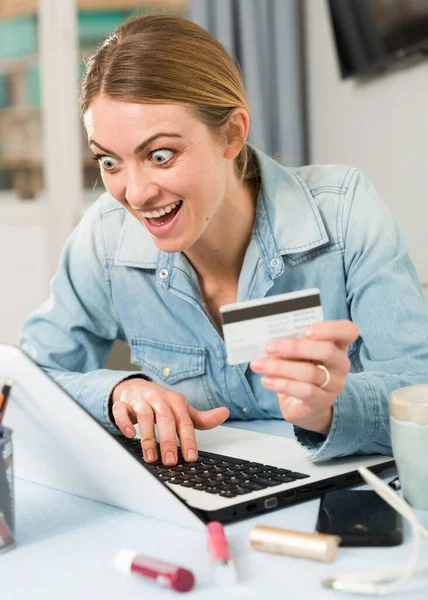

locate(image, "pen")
(0, 380), (13, 437)
(114, 549), (195, 593)
(206, 521), (238, 586)
(0, 513), (12, 548)
(388, 476), (401, 491)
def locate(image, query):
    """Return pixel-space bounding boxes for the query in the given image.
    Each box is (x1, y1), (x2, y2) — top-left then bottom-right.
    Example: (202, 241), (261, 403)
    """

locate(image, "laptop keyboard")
(119, 437), (309, 499)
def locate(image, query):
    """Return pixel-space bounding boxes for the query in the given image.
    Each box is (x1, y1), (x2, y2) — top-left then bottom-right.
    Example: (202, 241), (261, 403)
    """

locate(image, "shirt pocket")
(130, 336), (207, 386)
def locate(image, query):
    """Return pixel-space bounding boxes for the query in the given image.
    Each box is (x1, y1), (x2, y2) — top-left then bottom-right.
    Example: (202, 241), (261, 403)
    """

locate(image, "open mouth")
(143, 200), (183, 227)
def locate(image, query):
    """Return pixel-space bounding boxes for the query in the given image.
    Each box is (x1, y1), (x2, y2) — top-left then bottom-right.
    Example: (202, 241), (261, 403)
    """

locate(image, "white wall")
(0, 219), (50, 344)
(304, 0), (428, 284)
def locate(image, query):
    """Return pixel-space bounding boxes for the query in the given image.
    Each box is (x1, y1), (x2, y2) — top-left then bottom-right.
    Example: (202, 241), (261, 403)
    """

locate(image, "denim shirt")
(20, 149), (428, 461)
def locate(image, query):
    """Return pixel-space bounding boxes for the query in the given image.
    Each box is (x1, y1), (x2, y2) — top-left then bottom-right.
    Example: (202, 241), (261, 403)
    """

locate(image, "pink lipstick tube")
(114, 549), (195, 593)
(206, 521), (238, 585)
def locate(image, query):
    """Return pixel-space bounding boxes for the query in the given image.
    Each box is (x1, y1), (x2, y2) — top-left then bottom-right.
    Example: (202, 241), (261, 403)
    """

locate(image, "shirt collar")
(114, 148), (329, 269)
(254, 147), (329, 256)
(114, 209), (159, 268)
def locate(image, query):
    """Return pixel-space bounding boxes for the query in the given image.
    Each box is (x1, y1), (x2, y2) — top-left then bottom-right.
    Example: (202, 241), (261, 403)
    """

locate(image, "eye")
(99, 156), (120, 171)
(150, 148), (175, 165)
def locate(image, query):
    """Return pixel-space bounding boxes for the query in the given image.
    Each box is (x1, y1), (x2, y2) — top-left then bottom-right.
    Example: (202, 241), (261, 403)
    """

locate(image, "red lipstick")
(114, 549), (195, 593)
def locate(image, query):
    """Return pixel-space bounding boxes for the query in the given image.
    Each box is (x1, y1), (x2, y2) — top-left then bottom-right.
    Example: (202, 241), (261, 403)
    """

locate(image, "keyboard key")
(218, 483), (237, 491)
(237, 471), (255, 479)
(157, 473), (173, 481)
(194, 483), (207, 490)
(289, 472), (310, 479)
(198, 451), (249, 466)
(204, 487), (221, 494)
(175, 463), (188, 470)
(167, 469), (187, 477)
(198, 457), (217, 465)
(168, 476), (188, 484)
(212, 474), (228, 482)
(242, 481), (265, 491)
(191, 476), (208, 485)
(261, 469), (282, 476)
(233, 486), (253, 495)
(252, 477), (282, 487)
(271, 475), (296, 484)
(219, 490), (238, 498)
(235, 473), (258, 481)
(224, 464), (244, 472)
(228, 476), (244, 485)
(187, 466), (204, 474)
(211, 466), (229, 474)
(247, 467), (264, 475)
(205, 478), (221, 487)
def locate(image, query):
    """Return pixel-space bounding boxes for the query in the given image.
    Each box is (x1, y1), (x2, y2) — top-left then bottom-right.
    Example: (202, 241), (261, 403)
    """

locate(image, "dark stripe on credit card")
(221, 293), (321, 325)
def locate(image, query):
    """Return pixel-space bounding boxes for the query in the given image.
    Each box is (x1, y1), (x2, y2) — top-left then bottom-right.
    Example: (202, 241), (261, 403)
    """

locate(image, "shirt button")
(241, 407), (250, 414)
(162, 367), (171, 377)
(270, 258), (280, 268)
(159, 269), (169, 279)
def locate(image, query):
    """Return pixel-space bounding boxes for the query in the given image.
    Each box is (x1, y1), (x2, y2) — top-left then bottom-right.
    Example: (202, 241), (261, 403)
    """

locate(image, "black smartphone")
(316, 489), (403, 547)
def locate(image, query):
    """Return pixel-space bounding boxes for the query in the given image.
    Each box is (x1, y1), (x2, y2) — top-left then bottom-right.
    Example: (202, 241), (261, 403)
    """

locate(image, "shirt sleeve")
(19, 202), (147, 434)
(295, 168), (428, 461)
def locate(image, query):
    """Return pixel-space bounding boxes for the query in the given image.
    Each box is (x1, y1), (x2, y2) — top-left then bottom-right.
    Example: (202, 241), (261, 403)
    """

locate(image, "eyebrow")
(89, 132), (183, 156)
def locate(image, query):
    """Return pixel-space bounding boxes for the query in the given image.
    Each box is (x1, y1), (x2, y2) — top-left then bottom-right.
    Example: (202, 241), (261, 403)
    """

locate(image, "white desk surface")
(2, 420), (428, 600)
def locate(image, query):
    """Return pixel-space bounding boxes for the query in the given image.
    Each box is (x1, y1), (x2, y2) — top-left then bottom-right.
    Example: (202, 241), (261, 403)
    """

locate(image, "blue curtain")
(190, 0), (306, 166)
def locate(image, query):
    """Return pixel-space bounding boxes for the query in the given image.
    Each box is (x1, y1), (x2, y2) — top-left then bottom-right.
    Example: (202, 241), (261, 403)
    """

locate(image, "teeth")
(141, 201), (180, 219)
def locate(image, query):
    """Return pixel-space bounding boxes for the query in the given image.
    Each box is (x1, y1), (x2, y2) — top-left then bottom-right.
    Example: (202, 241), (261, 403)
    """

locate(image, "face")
(84, 96), (234, 253)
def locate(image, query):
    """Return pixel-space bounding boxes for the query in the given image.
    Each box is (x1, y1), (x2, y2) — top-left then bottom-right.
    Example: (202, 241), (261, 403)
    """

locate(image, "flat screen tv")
(328, 0), (428, 79)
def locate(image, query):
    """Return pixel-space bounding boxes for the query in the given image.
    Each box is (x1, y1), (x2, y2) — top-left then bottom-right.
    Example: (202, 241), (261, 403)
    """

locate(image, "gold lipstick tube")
(250, 525), (340, 563)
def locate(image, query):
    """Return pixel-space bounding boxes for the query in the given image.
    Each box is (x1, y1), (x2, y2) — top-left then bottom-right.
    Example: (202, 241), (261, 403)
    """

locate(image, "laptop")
(0, 344), (394, 531)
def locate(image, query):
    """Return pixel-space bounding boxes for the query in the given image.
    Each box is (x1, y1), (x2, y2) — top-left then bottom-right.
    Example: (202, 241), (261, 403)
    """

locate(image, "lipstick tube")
(250, 525), (340, 562)
(114, 549), (195, 593)
(206, 521), (238, 585)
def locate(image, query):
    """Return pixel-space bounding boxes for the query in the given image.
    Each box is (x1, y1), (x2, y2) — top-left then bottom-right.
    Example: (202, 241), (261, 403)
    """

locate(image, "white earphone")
(322, 466), (428, 596)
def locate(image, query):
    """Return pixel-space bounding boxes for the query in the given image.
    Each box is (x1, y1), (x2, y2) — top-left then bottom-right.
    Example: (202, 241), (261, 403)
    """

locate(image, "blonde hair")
(80, 13), (258, 182)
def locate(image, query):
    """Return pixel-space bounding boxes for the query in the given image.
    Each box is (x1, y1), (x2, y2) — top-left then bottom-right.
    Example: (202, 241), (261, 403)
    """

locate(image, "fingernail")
(165, 452), (176, 465)
(187, 449), (197, 462)
(125, 426), (134, 437)
(266, 342), (279, 354)
(305, 327), (314, 338)
(250, 359), (264, 370)
(145, 448), (156, 462)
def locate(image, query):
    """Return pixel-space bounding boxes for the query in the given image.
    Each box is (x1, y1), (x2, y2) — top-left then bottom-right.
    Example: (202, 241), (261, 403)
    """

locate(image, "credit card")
(220, 288), (323, 365)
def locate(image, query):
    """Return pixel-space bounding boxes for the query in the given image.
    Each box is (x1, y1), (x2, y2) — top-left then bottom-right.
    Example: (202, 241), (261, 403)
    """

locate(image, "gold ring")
(316, 364), (331, 389)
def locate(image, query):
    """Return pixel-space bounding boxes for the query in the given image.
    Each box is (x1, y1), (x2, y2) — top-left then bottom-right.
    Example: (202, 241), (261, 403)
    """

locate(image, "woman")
(20, 14), (428, 467)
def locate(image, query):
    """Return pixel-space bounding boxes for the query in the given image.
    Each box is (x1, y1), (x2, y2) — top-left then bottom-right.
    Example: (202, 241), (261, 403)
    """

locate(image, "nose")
(125, 168), (161, 209)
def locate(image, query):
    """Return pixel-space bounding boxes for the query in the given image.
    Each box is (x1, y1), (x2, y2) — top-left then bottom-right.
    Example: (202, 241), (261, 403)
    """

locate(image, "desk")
(2, 422), (428, 599)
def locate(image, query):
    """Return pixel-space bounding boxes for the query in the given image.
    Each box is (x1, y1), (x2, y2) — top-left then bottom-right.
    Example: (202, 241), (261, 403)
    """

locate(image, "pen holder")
(0, 428), (15, 553)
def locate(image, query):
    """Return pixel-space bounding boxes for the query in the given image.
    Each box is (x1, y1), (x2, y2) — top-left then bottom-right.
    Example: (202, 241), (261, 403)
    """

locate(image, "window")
(77, 0), (188, 203)
(0, 1), (43, 201)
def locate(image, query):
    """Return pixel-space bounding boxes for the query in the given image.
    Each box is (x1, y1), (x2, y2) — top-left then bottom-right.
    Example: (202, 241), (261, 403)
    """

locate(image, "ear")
(223, 108), (250, 160)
